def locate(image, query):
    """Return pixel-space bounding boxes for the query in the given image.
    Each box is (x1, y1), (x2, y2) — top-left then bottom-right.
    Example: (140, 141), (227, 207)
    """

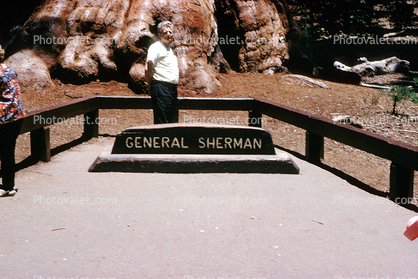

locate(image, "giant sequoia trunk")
(3, 0), (304, 94)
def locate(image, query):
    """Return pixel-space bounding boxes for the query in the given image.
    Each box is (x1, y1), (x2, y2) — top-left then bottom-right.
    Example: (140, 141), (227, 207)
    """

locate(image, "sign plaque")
(111, 123), (275, 155)
(89, 123), (299, 174)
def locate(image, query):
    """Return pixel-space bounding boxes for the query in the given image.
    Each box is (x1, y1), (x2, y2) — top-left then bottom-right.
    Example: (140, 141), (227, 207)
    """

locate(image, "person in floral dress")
(0, 45), (26, 197)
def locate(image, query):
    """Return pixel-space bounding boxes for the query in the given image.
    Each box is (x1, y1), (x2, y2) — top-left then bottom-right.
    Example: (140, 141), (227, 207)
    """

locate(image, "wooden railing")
(11, 96), (418, 202)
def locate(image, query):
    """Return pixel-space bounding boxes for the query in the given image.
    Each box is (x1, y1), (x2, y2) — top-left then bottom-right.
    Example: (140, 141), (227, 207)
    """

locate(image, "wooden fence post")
(249, 110), (262, 128)
(389, 163), (414, 203)
(306, 131), (324, 164)
(30, 126), (51, 162)
(83, 109), (99, 139)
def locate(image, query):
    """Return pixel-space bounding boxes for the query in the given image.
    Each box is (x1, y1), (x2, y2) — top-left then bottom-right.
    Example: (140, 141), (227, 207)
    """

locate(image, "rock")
(359, 82), (392, 90)
(332, 115), (351, 123)
(4, 49), (55, 92)
(334, 56), (410, 77)
(5, 0), (301, 94)
(283, 74), (329, 89)
(332, 114), (363, 129)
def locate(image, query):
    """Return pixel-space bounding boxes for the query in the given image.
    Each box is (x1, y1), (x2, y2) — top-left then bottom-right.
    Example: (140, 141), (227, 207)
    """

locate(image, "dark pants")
(150, 80), (178, 124)
(0, 120), (22, 191)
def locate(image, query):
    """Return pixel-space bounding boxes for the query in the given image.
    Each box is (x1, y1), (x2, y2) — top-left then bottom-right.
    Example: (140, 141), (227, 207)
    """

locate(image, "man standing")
(145, 21), (179, 124)
(0, 45), (26, 197)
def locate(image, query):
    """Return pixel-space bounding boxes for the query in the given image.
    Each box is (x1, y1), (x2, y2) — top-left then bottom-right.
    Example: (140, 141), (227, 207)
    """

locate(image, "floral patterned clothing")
(0, 64), (26, 124)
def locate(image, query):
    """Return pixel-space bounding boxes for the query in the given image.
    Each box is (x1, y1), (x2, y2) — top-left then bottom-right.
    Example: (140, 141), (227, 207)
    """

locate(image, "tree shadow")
(274, 144), (418, 213)
(15, 133), (117, 172)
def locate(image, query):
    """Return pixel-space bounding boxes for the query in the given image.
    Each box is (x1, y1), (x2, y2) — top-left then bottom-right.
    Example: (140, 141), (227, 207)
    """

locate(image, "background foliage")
(288, 0), (417, 40)
(286, 1), (418, 72)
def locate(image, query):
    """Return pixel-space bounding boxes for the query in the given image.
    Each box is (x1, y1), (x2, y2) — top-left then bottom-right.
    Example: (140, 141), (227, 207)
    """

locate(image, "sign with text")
(111, 123), (276, 155)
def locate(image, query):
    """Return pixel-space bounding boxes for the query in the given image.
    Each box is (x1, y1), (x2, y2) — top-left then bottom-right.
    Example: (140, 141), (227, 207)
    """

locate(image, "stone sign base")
(88, 124), (299, 174)
(88, 148), (299, 174)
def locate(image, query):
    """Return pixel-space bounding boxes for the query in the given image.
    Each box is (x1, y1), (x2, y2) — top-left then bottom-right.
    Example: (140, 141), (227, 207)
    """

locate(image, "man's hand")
(145, 60), (154, 87)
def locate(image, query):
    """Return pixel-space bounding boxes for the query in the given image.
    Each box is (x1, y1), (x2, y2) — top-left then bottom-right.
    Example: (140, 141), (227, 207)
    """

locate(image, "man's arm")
(145, 60), (154, 87)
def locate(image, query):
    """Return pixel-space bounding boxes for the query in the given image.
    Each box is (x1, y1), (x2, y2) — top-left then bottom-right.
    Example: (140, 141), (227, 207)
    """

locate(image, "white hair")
(157, 21), (174, 33)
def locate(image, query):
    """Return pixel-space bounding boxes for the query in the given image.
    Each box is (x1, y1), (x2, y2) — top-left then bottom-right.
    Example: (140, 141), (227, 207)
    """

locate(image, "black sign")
(111, 124), (276, 155)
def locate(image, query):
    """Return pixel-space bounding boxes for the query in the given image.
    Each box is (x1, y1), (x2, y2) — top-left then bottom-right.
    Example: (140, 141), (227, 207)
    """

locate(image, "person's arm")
(0, 77), (12, 101)
(145, 60), (154, 88)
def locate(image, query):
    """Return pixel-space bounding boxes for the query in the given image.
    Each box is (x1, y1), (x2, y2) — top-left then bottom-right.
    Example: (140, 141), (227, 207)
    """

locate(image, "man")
(0, 45), (26, 197)
(145, 21), (179, 124)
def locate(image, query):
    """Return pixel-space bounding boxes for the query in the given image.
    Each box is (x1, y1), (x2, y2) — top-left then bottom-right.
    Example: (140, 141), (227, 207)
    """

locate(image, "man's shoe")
(0, 189), (9, 197)
(7, 189), (17, 196)
(0, 188), (17, 197)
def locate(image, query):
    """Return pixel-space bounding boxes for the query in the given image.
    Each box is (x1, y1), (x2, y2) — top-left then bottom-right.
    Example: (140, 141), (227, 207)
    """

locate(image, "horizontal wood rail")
(4, 96), (416, 203)
(21, 96), (97, 133)
(252, 98), (418, 170)
(253, 97), (418, 201)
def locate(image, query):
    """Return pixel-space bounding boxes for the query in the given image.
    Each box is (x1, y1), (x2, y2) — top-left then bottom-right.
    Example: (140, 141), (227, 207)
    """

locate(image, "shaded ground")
(17, 72), (418, 200)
